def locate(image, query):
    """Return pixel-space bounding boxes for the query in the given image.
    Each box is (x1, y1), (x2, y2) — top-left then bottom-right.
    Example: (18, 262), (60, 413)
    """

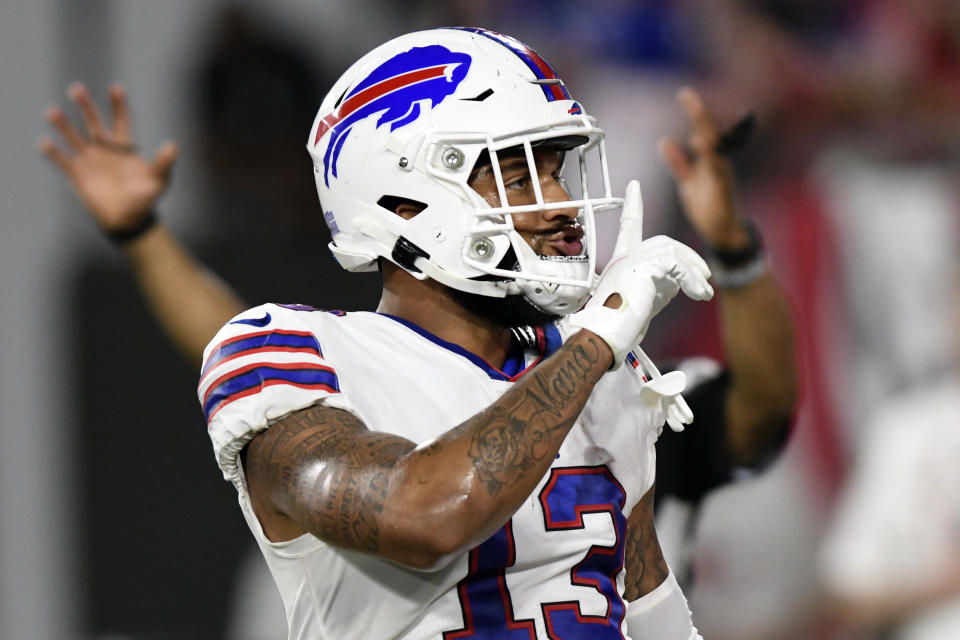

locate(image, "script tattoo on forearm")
(468, 336), (604, 495)
(623, 485), (669, 601)
(249, 404), (412, 553)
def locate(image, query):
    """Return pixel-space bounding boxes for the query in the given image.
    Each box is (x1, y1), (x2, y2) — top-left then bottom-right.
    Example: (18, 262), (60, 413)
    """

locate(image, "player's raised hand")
(39, 82), (178, 234)
(569, 180), (713, 369)
(609, 181), (713, 314)
(658, 87), (748, 249)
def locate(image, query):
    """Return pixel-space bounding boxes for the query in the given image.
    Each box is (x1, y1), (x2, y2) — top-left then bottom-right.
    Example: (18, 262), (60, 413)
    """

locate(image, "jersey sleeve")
(197, 303), (356, 489)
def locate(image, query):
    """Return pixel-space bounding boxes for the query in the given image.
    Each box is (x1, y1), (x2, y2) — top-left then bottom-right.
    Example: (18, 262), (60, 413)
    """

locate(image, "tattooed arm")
(623, 484), (670, 601)
(622, 485), (702, 638)
(243, 330), (612, 569)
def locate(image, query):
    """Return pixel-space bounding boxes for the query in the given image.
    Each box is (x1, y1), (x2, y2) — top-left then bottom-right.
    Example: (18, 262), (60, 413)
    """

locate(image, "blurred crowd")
(55, 1), (960, 639)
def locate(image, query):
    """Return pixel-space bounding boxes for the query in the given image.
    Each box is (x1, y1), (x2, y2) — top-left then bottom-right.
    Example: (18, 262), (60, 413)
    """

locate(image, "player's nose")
(541, 175), (578, 221)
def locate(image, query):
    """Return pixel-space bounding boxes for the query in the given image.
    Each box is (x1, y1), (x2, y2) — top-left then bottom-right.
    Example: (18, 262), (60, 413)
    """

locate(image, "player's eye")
(506, 175), (530, 190)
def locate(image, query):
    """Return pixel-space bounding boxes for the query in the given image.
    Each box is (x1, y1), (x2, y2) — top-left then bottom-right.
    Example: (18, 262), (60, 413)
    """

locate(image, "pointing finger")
(613, 179), (643, 257)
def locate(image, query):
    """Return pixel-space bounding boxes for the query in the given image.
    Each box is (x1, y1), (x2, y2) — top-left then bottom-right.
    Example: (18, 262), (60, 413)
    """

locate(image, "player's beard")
(449, 287), (561, 329)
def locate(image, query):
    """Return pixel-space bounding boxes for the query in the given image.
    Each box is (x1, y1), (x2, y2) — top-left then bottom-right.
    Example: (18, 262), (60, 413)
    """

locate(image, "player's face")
(468, 146), (583, 257)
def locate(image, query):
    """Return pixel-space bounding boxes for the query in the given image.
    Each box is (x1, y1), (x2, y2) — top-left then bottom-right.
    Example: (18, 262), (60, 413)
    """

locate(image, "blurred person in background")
(712, 2), (960, 635)
(37, 6), (378, 638)
(818, 265), (960, 639)
(41, 13), (797, 640)
(40, 5), (376, 371)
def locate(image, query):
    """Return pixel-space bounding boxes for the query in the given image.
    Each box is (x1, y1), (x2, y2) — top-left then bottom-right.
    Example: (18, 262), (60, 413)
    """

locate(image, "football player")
(41, 26), (796, 639)
(197, 27), (712, 639)
(238, 27), (715, 639)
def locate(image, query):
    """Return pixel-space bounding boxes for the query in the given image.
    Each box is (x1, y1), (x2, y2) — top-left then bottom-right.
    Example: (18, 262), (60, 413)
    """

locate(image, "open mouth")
(543, 224), (585, 257)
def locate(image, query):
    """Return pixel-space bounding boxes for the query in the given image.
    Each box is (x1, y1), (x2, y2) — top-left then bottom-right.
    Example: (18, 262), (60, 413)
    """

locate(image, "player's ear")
(377, 195), (426, 220)
(394, 202), (424, 220)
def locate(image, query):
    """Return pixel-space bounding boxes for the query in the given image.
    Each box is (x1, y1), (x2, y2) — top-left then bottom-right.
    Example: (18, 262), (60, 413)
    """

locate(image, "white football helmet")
(307, 27), (623, 314)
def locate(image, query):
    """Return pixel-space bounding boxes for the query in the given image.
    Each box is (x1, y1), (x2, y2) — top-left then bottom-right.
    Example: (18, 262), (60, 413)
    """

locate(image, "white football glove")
(568, 180), (714, 431)
(569, 180), (714, 367)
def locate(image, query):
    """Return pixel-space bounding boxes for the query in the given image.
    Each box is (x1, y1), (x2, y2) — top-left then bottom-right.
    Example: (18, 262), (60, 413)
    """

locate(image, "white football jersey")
(199, 303), (665, 640)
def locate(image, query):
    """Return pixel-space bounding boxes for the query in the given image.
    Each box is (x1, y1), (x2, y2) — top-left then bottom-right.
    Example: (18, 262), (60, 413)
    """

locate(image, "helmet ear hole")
(377, 195), (428, 218)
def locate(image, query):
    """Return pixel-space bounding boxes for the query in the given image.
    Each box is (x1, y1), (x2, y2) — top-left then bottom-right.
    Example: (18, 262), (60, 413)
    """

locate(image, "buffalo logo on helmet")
(313, 45), (472, 186)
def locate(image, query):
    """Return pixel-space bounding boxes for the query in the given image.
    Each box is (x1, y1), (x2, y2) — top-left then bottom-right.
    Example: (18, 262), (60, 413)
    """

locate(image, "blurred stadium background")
(1, 0), (958, 638)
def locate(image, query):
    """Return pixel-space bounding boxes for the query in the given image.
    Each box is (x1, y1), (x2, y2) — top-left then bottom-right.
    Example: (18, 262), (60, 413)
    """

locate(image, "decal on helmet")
(313, 45), (471, 186)
(449, 27), (572, 102)
(323, 210), (339, 235)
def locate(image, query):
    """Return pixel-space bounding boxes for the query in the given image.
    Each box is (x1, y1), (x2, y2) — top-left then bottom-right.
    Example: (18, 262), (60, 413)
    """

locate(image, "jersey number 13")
(443, 465), (628, 640)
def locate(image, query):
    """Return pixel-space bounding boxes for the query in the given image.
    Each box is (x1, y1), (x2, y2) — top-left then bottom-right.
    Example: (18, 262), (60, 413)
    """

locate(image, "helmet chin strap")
(413, 256), (513, 297)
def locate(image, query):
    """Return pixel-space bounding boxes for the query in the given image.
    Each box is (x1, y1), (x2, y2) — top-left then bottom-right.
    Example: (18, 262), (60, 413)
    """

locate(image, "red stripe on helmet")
(313, 64), (449, 145)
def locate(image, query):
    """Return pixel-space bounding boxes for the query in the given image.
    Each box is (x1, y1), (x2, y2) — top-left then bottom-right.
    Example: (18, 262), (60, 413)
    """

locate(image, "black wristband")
(106, 211), (159, 245)
(705, 220), (763, 268)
